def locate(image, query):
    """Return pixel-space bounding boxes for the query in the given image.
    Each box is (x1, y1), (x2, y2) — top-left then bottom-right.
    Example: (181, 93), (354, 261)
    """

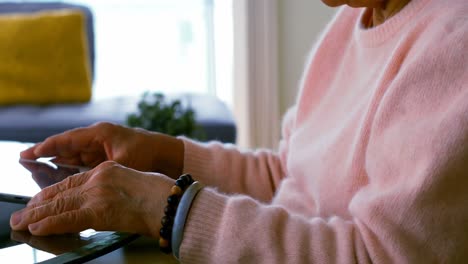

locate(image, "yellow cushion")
(0, 10), (91, 105)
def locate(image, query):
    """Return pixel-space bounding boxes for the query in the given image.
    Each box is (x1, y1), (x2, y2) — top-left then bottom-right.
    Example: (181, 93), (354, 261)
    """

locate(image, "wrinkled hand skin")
(20, 122), (185, 179)
(10, 161), (174, 238)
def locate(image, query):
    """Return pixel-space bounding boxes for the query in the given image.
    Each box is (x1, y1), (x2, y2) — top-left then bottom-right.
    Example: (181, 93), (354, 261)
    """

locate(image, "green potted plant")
(126, 92), (205, 140)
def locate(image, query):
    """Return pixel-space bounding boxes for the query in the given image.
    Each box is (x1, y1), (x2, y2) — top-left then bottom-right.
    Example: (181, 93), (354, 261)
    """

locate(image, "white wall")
(277, 0), (335, 116)
(231, 0), (336, 148)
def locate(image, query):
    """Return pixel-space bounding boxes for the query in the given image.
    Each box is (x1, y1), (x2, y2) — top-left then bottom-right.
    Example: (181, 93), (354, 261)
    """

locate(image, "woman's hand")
(10, 161), (174, 238)
(20, 122), (184, 178)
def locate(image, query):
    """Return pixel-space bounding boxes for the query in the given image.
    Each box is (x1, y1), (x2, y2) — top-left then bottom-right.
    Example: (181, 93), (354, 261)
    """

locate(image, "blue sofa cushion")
(0, 94), (236, 143)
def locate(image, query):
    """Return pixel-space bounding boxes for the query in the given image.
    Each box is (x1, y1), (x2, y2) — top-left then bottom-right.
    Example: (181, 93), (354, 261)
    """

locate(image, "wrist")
(143, 175), (175, 238)
(150, 132), (185, 178)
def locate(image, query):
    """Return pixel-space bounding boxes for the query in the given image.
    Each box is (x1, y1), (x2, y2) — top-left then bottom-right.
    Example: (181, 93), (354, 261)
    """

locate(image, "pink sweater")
(179, 0), (468, 263)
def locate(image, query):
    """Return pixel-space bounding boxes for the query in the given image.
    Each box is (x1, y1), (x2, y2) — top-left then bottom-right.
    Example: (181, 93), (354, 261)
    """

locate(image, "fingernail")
(11, 212), (22, 226)
(29, 223), (39, 232)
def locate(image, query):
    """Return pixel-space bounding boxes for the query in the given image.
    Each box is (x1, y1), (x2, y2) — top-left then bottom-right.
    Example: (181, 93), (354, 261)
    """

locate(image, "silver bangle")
(172, 181), (204, 259)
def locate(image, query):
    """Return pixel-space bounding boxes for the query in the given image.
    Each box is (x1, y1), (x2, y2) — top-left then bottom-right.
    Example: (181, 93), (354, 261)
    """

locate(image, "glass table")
(0, 141), (177, 264)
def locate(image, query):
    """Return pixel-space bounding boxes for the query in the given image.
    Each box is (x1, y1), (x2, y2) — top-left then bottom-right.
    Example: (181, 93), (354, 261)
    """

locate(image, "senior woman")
(12, 0), (467, 263)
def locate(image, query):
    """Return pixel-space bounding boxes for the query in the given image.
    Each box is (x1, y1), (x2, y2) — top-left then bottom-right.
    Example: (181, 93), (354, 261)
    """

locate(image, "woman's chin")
(321, 0), (345, 7)
(321, 0), (383, 8)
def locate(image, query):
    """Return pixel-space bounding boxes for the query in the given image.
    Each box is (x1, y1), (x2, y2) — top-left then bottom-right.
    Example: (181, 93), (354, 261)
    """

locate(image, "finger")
(33, 127), (101, 159)
(50, 156), (85, 167)
(20, 144), (42, 160)
(11, 199), (53, 228)
(11, 196), (84, 231)
(29, 172), (90, 204)
(28, 208), (95, 236)
(51, 153), (105, 168)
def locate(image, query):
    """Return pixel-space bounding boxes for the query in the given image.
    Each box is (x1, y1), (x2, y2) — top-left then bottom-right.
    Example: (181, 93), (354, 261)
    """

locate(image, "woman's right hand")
(20, 122), (184, 178)
(11, 161), (175, 238)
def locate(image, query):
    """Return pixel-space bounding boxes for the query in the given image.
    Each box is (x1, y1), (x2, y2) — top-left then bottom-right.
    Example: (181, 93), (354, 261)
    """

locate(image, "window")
(64, 0), (233, 104)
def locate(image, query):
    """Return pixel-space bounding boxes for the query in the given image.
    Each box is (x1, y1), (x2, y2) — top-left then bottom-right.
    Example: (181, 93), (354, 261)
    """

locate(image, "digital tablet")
(0, 193), (30, 250)
(0, 157), (138, 264)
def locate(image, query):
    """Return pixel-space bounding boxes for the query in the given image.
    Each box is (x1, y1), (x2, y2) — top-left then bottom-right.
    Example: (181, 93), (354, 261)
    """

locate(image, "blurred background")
(0, 0), (335, 149)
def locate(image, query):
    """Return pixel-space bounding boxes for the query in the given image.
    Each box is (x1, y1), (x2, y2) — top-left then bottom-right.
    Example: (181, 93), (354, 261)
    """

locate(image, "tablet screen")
(0, 142), (41, 197)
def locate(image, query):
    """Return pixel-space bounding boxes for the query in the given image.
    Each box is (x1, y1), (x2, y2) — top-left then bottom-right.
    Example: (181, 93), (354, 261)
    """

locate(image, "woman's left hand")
(10, 161), (174, 238)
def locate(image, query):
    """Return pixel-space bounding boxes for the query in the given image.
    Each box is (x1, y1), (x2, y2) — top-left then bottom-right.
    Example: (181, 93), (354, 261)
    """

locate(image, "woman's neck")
(371, 0), (412, 27)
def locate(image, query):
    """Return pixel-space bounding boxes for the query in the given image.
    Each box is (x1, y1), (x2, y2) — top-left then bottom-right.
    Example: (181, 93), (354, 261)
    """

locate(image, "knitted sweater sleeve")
(180, 106), (296, 202)
(178, 14), (468, 264)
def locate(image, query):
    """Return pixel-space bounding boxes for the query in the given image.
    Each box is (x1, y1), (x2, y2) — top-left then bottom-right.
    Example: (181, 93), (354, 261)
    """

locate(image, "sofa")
(0, 2), (236, 143)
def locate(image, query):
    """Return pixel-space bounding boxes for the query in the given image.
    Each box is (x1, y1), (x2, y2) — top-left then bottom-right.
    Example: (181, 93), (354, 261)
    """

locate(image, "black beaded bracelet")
(159, 173), (194, 254)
